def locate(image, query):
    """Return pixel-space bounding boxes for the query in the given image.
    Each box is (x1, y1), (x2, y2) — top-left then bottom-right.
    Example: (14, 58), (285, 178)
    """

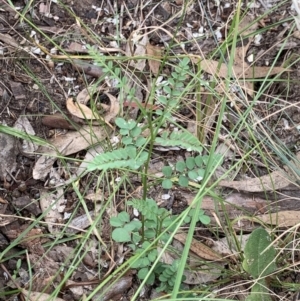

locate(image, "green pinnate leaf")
(130, 126), (142, 137)
(181, 57), (190, 66)
(188, 170), (198, 180)
(130, 220), (142, 230)
(172, 90), (182, 96)
(144, 220), (156, 228)
(114, 67), (121, 76)
(202, 155), (209, 165)
(177, 75), (186, 82)
(132, 232), (141, 244)
(158, 207), (168, 216)
(127, 120), (137, 130)
(110, 217), (124, 227)
(179, 175), (189, 187)
(176, 161), (186, 172)
(159, 275), (168, 282)
(162, 179), (173, 189)
(138, 151), (148, 161)
(118, 211), (130, 223)
(88, 147), (146, 171)
(112, 228), (131, 242)
(161, 233), (170, 242)
(184, 216), (191, 224)
(115, 117), (128, 129)
(122, 136), (133, 145)
(144, 229), (156, 238)
(148, 249), (158, 262)
(119, 128), (129, 136)
(162, 166), (173, 177)
(124, 223), (136, 232)
(163, 86), (172, 94)
(162, 217), (174, 228)
(168, 78), (175, 86)
(131, 258), (145, 268)
(128, 243), (136, 251)
(195, 155), (203, 167)
(115, 118), (136, 130)
(155, 130), (203, 153)
(141, 241), (151, 249)
(126, 145), (136, 158)
(141, 257), (150, 267)
(197, 169), (205, 178)
(158, 95), (168, 105)
(175, 66), (182, 73)
(171, 72), (178, 79)
(199, 214), (210, 225)
(146, 272), (155, 285)
(135, 136), (147, 147)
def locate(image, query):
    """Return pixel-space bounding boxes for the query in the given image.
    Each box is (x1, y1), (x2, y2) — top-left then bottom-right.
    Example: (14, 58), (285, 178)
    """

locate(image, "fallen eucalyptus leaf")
(257, 210), (300, 227)
(33, 125), (110, 179)
(66, 97), (99, 119)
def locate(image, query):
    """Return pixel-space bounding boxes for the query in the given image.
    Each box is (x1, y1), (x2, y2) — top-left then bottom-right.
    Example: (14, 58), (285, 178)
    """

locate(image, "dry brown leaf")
(183, 192), (269, 231)
(103, 92), (119, 123)
(75, 89), (117, 127)
(39, 2), (50, 15)
(33, 125), (110, 179)
(238, 79), (255, 97)
(61, 145), (104, 187)
(10, 81), (26, 100)
(66, 97), (99, 119)
(65, 211), (95, 234)
(22, 290), (65, 301)
(199, 59), (290, 79)
(68, 41), (87, 53)
(0, 132), (19, 180)
(0, 33), (19, 48)
(218, 170), (295, 192)
(258, 211), (300, 227)
(174, 233), (224, 261)
(183, 266), (222, 284)
(146, 43), (162, 75)
(39, 188), (65, 234)
(93, 276), (133, 301)
(72, 59), (104, 77)
(126, 32), (148, 70)
(13, 116), (38, 157)
(235, 42), (251, 67)
(123, 35), (148, 119)
(42, 113), (80, 130)
(76, 86), (103, 105)
(238, 14), (258, 36)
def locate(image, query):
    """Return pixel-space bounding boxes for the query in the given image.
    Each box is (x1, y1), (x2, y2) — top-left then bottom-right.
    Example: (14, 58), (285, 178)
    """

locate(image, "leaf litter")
(1, 1), (300, 300)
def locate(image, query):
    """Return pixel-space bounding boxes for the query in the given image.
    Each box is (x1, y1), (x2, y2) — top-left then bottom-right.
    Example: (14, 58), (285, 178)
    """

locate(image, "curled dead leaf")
(146, 43), (162, 75)
(103, 92), (119, 123)
(66, 97), (99, 120)
(218, 170), (296, 192)
(174, 233), (224, 261)
(190, 54), (291, 79)
(42, 113), (81, 130)
(76, 86), (103, 105)
(22, 290), (65, 301)
(199, 59), (290, 79)
(32, 125), (110, 180)
(257, 211), (300, 227)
